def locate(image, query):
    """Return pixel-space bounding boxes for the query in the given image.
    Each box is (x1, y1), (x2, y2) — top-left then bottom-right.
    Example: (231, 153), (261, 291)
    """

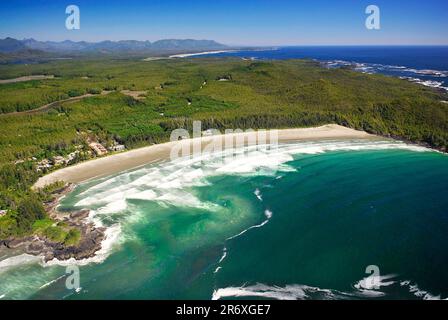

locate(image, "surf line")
(214, 208), (273, 275)
(227, 209), (273, 241)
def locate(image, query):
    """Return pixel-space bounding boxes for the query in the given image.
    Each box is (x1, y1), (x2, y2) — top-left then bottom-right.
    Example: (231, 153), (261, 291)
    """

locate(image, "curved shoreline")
(33, 124), (375, 189)
(3, 124), (375, 266)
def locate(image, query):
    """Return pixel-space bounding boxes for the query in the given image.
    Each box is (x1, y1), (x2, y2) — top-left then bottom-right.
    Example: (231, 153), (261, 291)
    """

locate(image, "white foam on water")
(213, 247), (228, 275)
(212, 273), (448, 300)
(215, 210), (273, 274)
(96, 199), (128, 214)
(127, 189), (158, 201)
(212, 283), (339, 300)
(322, 60), (448, 90)
(218, 247), (228, 264)
(264, 209), (273, 219)
(71, 139), (434, 225)
(0, 260), (65, 300)
(254, 189), (263, 201)
(353, 274), (397, 297)
(400, 280), (446, 300)
(212, 276), (444, 300)
(44, 224), (122, 267)
(226, 210), (272, 241)
(39, 274), (66, 289)
(0, 254), (43, 274)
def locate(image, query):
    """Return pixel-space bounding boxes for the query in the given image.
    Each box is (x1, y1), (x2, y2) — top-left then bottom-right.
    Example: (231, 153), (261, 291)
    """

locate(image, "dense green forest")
(1, 57), (447, 240)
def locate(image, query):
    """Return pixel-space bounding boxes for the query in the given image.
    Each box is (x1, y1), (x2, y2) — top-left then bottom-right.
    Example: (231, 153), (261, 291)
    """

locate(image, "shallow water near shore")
(1, 139), (448, 300)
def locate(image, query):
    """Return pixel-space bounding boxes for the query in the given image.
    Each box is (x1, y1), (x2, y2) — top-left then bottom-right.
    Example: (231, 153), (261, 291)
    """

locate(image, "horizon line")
(3, 37), (448, 47)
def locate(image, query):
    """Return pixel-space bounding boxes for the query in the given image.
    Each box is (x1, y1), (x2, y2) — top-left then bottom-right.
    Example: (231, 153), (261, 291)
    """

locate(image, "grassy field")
(1, 57), (447, 239)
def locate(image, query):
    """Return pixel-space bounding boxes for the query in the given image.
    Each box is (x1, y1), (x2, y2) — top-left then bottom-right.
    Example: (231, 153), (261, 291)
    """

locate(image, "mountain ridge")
(0, 37), (227, 54)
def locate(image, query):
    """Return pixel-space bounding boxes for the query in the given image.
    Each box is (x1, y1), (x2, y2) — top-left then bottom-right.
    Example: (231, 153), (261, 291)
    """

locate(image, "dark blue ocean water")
(195, 46), (448, 91)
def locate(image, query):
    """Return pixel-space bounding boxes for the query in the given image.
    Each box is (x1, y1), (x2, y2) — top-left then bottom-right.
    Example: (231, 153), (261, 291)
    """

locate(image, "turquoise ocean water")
(0, 139), (447, 300)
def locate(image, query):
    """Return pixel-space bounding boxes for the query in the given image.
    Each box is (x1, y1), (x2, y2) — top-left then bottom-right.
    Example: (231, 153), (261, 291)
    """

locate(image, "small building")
(52, 156), (65, 165)
(36, 158), (53, 172)
(110, 144), (125, 152)
(64, 151), (80, 164)
(89, 142), (108, 156)
(0, 210), (7, 217)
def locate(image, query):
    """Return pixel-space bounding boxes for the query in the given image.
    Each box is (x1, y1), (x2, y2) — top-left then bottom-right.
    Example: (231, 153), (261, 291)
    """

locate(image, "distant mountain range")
(0, 37), (227, 55)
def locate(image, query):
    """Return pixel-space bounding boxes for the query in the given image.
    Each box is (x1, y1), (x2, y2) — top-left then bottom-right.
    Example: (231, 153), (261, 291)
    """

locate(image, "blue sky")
(0, 0), (447, 45)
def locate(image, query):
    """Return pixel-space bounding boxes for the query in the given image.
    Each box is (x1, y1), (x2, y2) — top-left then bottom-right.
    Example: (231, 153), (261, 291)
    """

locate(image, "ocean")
(1, 139), (448, 300)
(193, 46), (448, 91)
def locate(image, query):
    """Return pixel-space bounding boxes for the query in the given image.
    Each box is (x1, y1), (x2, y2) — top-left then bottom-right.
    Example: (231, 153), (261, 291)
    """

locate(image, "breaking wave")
(212, 275), (447, 300)
(321, 60), (448, 91)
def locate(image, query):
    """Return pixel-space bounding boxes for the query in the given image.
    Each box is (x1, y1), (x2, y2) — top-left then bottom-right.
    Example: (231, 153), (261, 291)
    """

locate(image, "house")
(52, 156), (65, 165)
(36, 159), (53, 172)
(110, 144), (125, 152)
(65, 151), (80, 164)
(0, 210), (7, 217)
(89, 142), (108, 156)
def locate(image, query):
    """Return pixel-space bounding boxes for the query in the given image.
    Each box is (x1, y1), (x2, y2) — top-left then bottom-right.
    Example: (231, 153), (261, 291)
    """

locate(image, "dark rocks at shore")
(1, 183), (107, 262)
(42, 224), (106, 261)
(69, 209), (90, 220)
(5, 236), (36, 249)
(50, 226), (106, 261)
(1, 217), (106, 262)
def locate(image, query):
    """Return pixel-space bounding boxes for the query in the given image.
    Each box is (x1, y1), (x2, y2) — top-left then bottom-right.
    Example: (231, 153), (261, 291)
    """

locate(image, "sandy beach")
(33, 124), (375, 189)
(0, 75), (55, 84)
(168, 50), (236, 58)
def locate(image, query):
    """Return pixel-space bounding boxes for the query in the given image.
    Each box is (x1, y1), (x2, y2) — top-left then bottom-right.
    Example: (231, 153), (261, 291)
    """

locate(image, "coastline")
(33, 124), (375, 189)
(4, 124), (376, 265)
(1, 124), (438, 265)
(0, 183), (106, 262)
(142, 50), (238, 61)
(168, 50), (236, 58)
